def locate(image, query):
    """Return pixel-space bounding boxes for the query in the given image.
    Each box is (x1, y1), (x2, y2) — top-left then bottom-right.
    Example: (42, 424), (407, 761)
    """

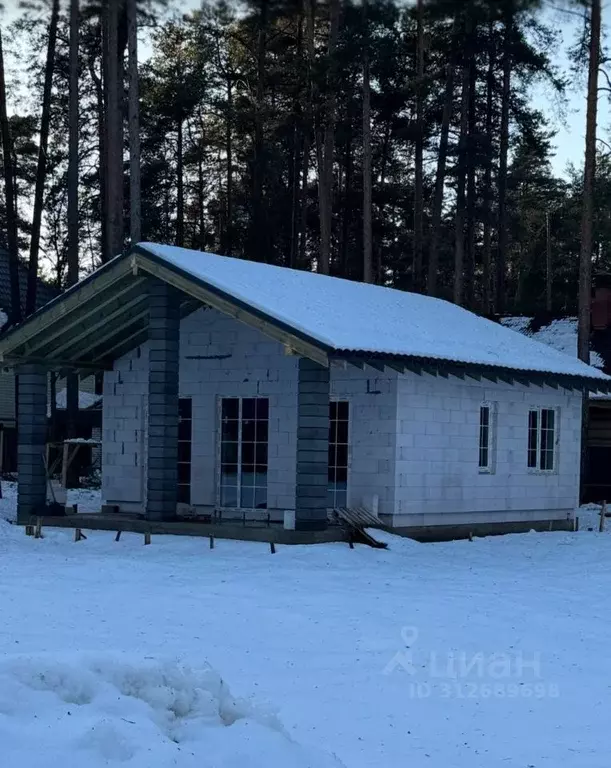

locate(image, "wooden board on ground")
(333, 507), (389, 549)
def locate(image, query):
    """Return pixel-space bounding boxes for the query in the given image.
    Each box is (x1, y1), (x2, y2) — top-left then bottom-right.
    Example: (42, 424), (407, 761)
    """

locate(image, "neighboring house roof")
(0, 243), (608, 392)
(0, 247), (58, 325)
(501, 315), (611, 398)
(501, 317), (605, 369)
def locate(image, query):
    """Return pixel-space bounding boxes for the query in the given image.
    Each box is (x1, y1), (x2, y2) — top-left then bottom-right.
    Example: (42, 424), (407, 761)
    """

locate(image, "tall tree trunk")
(26, 0), (60, 317)
(300, 0), (316, 268)
(225, 75), (233, 255)
(453, 16), (472, 307)
(127, 0), (141, 244)
(546, 210), (553, 312)
(251, 0), (268, 262)
(89, 36), (108, 268)
(176, 117), (184, 247)
(481, 22), (495, 315)
(66, 0), (80, 487)
(412, 0), (424, 292)
(496, 9), (513, 314)
(427, 17), (458, 297)
(342, 95), (354, 277)
(464, 48), (477, 309)
(317, 0), (341, 275)
(0, 30), (22, 326)
(289, 12), (304, 269)
(197, 121), (205, 249)
(362, 0), (373, 283)
(578, 0), (601, 362)
(105, 0), (124, 261)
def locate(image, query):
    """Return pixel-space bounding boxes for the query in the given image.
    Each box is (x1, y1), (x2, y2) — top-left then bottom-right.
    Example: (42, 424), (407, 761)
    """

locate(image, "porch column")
(295, 357), (329, 531)
(146, 279), (180, 521)
(17, 364), (48, 524)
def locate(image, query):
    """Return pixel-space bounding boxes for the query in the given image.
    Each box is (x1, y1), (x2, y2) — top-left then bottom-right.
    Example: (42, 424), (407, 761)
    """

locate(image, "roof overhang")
(0, 246), (332, 374)
(0, 243), (608, 393)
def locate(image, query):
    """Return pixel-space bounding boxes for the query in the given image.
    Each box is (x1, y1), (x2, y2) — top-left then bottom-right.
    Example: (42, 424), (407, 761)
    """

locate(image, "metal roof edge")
(330, 352), (610, 392)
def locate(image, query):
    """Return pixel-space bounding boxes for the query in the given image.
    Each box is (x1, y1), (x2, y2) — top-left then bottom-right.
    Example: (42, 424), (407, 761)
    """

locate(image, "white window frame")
(328, 398), (351, 509)
(527, 406), (559, 473)
(478, 401), (496, 474)
(216, 396), (270, 510)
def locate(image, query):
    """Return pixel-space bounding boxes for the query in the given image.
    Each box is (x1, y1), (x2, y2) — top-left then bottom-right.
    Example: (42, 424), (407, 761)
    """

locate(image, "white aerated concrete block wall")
(102, 346), (149, 505)
(102, 307), (582, 527)
(102, 307), (399, 517)
(102, 308), (300, 515)
(177, 309), (299, 514)
(391, 371), (582, 527)
(330, 366), (398, 516)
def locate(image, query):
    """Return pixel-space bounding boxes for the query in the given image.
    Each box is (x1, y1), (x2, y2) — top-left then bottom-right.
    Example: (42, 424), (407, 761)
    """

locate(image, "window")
(219, 397), (269, 509)
(328, 401), (349, 509)
(177, 399), (192, 504)
(478, 404), (495, 472)
(528, 407), (557, 471)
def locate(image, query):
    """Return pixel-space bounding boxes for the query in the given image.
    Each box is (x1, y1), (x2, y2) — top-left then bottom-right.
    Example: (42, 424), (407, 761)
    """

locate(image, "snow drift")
(0, 654), (344, 768)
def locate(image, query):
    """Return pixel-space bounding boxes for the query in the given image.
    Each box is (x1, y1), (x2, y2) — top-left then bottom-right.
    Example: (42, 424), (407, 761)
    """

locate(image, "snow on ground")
(1, 496), (611, 767)
(0, 653), (341, 768)
(0, 483), (101, 522)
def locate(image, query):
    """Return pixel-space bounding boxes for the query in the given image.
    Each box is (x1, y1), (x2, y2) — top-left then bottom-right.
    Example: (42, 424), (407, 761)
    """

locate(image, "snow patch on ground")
(0, 654), (343, 768)
(0, 483), (101, 522)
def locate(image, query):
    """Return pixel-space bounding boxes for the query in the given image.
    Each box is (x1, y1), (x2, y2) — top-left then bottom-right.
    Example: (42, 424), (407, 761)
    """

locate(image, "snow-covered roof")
(142, 244), (609, 382)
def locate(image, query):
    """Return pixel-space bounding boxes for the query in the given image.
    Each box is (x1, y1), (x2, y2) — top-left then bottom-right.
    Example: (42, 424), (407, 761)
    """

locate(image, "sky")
(538, 2), (611, 176)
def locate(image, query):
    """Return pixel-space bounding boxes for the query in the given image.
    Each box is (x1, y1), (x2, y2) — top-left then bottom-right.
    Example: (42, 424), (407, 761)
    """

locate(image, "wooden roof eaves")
(330, 352), (610, 393)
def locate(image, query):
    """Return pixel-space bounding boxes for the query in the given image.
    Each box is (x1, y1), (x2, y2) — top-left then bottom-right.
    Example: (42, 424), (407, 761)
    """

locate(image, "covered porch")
(0, 245), (335, 535)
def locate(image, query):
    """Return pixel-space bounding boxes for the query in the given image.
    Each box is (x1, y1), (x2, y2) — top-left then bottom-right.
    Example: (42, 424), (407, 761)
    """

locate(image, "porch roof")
(0, 243), (609, 392)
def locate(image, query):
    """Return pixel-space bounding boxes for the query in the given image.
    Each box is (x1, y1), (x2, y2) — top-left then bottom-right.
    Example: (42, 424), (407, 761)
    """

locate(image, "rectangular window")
(528, 407), (557, 471)
(219, 397), (269, 509)
(177, 398), (192, 504)
(478, 404), (494, 471)
(328, 401), (349, 509)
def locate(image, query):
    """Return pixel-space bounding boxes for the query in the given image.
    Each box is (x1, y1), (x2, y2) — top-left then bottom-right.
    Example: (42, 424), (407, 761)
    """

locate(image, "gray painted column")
(295, 357), (329, 531)
(17, 364), (48, 524)
(146, 279), (180, 521)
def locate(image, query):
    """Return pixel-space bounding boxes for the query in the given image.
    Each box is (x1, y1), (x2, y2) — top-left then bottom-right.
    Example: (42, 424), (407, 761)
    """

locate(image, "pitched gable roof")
(144, 244), (609, 382)
(0, 243), (608, 390)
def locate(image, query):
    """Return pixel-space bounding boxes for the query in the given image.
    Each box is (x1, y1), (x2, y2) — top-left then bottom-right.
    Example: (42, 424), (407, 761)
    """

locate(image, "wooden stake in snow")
(209, 534), (215, 549)
(74, 528), (87, 542)
(34, 518), (43, 539)
(599, 501), (607, 533)
(115, 531), (122, 542)
(270, 541), (276, 554)
(144, 531), (151, 546)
